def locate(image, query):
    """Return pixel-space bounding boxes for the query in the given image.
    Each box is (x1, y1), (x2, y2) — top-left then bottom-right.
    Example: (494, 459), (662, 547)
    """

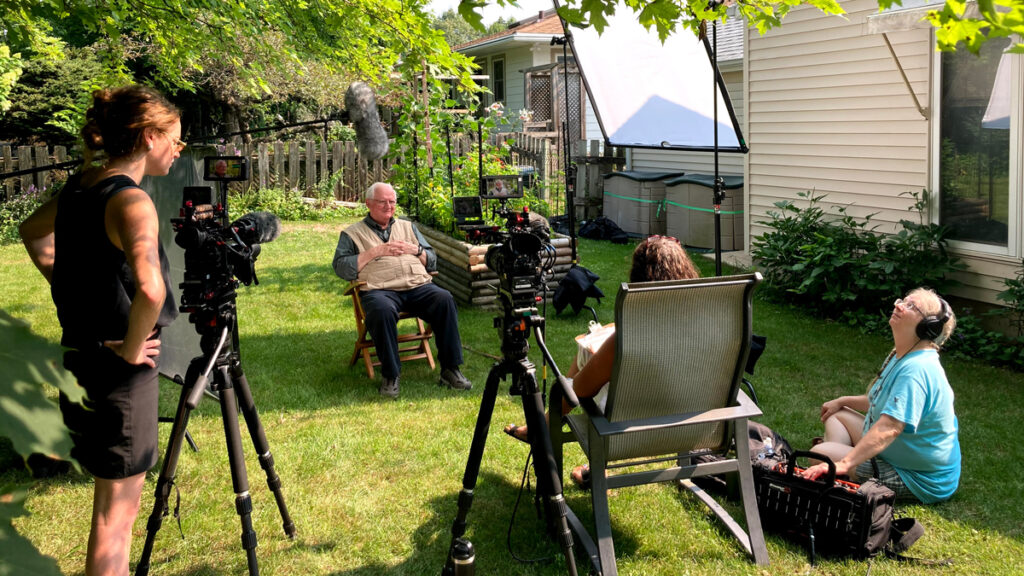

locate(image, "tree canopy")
(457, 0), (1024, 53)
(433, 9), (519, 47)
(0, 0), (480, 127)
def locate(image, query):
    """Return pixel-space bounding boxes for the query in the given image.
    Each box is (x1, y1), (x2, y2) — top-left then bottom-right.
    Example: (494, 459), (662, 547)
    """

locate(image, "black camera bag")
(752, 451), (921, 562)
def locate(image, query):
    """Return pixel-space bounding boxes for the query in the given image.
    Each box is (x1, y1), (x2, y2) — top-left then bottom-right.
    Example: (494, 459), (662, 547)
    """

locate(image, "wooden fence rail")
(2, 135), (618, 211)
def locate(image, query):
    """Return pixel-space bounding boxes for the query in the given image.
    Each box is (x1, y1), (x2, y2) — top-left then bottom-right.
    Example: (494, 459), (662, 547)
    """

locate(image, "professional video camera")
(466, 205), (556, 328)
(171, 156), (278, 327)
(444, 203), (580, 575)
(137, 154), (294, 576)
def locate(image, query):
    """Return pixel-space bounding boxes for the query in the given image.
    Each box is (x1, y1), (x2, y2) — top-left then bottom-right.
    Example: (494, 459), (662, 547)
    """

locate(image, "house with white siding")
(454, 9), (597, 139)
(627, 2), (1020, 306)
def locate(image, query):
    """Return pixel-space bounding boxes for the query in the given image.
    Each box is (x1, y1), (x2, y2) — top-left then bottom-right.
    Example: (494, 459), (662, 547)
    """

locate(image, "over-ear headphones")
(916, 297), (952, 341)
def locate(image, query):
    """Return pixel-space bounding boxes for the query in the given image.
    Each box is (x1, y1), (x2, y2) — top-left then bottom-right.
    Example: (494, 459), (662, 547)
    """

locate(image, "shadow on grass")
(319, 471), (640, 576)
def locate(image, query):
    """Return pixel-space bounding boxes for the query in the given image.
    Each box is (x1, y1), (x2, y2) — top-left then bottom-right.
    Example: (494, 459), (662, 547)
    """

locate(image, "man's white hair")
(365, 182), (393, 201)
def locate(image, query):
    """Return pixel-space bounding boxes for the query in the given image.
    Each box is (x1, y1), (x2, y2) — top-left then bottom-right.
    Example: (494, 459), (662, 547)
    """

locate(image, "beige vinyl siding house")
(746, 0), (1022, 304)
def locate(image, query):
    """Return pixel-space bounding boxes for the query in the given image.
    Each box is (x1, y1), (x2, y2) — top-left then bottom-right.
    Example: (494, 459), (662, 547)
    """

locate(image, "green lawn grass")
(2, 219), (1022, 575)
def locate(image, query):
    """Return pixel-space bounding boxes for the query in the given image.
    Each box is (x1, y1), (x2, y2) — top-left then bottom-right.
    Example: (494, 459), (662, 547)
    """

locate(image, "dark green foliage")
(0, 47), (105, 146)
(432, 9), (518, 47)
(943, 309), (1024, 371)
(996, 259), (1024, 335)
(227, 187), (362, 222)
(752, 190), (965, 328)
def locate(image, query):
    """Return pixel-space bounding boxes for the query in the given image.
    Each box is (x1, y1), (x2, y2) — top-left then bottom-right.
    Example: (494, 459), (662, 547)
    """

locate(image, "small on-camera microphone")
(345, 82), (389, 162)
(231, 211), (281, 245)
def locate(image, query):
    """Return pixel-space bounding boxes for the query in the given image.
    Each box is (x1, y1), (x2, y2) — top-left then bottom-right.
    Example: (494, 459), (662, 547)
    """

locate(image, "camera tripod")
(443, 312), (582, 576)
(135, 310), (295, 576)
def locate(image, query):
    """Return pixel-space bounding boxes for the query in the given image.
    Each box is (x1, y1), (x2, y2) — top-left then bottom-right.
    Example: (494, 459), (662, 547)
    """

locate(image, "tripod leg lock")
(258, 453), (282, 490)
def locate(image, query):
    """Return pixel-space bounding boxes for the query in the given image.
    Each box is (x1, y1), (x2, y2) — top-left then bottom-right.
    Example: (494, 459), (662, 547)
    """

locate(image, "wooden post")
(305, 140), (316, 194)
(1, 145), (12, 200)
(258, 143), (269, 190)
(320, 138), (329, 192)
(333, 141), (344, 200)
(274, 142), (285, 188)
(34, 146), (49, 190)
(288, 142), (300, 191)
(345, 141), (356, 200)
(18, 146), (33, 192)
(541, 138), (551, 201)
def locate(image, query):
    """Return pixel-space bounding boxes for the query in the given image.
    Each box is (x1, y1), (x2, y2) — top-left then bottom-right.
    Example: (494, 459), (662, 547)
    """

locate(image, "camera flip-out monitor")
(479, 174), (523, 200)
(204, 155), (249, 182)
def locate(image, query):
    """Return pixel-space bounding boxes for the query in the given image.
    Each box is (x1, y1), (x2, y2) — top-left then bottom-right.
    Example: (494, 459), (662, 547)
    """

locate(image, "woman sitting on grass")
(504, 235), (699, 486)
(801, 288), (961, 504)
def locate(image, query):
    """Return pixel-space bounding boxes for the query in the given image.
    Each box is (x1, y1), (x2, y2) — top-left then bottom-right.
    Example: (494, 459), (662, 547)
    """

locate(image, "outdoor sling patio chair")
(550, 273), (769, 574)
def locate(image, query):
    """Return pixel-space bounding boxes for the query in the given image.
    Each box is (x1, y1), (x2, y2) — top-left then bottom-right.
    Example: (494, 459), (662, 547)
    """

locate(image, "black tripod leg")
(136, 368), (202, 576)
(443, 364), (503, 575)
(231, 364), (296, 539)
(216, 365), (260, 576)
(521, 377), (578, 576)
(158, 416), (199, 452)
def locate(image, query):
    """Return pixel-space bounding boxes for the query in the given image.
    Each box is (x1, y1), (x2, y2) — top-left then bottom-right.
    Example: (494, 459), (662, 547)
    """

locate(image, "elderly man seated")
(333, 182), (472, 398)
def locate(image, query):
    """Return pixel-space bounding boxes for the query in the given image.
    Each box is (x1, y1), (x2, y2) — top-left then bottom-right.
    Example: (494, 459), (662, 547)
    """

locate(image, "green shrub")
(996, 259), (1024, 335)
(228, 187), (361, 222)
(752, 190), (965, 328)
(0, 184), (55, 245)
(944, 308), (1024, 371)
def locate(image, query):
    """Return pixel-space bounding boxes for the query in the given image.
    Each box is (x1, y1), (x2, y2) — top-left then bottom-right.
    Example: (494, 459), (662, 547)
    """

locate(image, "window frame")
(930, 38), (1023, 259)
(492, 56), (506, 104)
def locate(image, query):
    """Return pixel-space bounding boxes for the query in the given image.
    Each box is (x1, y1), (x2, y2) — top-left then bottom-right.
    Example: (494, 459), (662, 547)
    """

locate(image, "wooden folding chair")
(344, 281), (436, 378)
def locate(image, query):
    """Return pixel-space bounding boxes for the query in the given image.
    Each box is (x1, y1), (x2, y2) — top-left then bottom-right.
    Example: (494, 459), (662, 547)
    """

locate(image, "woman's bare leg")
(86, 472), (146, 576)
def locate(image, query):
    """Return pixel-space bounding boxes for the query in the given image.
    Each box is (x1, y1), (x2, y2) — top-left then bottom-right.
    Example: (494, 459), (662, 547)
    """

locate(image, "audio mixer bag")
(752, 451), (921, 561)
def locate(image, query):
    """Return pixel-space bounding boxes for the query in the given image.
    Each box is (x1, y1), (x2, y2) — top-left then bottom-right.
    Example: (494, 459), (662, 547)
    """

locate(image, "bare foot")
(503, 423), (529, 442)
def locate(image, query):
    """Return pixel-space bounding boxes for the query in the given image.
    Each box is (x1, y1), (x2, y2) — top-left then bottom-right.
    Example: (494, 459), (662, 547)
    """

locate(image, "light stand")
(552, 34), (578, 264)
(712, 16), (724, 276)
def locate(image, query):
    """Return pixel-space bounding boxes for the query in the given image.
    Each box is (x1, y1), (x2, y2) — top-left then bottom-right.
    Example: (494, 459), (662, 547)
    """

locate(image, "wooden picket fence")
(2, 134), (618, 212)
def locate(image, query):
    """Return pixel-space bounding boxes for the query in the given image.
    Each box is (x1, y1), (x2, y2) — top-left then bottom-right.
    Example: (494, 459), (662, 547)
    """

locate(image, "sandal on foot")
(571, 465), (591, 490)
(504, 423), (529, 444)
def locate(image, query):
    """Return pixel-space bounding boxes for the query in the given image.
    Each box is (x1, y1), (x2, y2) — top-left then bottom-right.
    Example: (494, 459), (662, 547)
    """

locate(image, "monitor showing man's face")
(480, 175), (522, 199)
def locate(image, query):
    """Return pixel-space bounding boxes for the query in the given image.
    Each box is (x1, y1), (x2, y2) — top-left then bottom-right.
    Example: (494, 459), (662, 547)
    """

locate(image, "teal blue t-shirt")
(864, 349), (961, 503)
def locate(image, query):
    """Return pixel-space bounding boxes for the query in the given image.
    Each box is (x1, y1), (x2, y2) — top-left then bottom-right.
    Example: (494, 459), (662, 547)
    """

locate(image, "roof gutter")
(458, 33), (561, 54)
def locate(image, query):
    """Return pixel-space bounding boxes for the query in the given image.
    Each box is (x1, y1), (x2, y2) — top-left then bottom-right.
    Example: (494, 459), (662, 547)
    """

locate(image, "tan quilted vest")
(346, 219), (432, 291)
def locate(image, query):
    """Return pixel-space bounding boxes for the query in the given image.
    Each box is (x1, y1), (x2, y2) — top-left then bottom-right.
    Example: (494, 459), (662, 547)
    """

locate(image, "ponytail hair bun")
(81, 85), (180, 160)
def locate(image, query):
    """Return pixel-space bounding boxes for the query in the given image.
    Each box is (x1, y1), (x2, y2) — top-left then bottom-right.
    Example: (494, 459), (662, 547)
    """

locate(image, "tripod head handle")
(533, 325), (579, 408)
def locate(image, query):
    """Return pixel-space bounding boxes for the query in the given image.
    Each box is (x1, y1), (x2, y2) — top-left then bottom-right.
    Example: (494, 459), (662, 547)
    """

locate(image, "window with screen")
(938, 37), (1013, 248)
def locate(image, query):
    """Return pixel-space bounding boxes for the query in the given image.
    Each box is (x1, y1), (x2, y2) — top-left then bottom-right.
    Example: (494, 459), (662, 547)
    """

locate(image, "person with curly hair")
(20, 85), (183, 575)
(504, 236), (699, 485)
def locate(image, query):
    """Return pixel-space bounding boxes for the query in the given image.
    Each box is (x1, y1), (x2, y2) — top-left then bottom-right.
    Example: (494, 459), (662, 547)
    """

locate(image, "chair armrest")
(585, 388), (763, 437)
(343, 281), (367, 297)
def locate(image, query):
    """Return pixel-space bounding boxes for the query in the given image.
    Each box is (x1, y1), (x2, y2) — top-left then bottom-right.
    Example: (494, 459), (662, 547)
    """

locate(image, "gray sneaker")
(379, 376), (400, 398)
(439, 367), (472, 390)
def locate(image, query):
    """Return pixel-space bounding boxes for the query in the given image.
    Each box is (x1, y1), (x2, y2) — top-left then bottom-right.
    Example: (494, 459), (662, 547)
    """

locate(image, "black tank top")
(52, 173), (177, 349)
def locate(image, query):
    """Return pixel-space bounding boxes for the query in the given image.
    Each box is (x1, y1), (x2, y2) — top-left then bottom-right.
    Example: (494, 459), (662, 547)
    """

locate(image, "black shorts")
(61, 346), (160, 479)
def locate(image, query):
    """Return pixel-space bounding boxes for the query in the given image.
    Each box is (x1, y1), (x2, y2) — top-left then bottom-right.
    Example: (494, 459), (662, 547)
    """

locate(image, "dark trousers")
(360, 282), (464, 379)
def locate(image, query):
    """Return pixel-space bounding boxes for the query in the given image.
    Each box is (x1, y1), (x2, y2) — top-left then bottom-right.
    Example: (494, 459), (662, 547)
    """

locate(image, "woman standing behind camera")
(20, 85), (183, 575)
